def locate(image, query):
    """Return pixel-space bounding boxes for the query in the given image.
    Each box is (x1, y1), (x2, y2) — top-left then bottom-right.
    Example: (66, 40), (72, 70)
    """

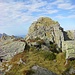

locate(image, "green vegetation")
(49, 42), (59, 53)
(42, 51), (56, 60)
(23, 69), (35, 75)
(2, 47), (75, 75)
(34, 37), (41, 40)
(34, 37), (45, 45)
(2, 52), (61, 75)
(37, 17), (58, 26)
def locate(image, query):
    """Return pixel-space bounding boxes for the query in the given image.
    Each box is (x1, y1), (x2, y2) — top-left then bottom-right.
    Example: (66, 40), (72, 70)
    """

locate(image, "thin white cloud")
(68, 15), (75, 18)
(50, 0), (64, 5)
(26, 1), (47, 12)
(50, 0), (75, 10)
(55, 14), (75, 19)
(46, 10), (58, 14)
(55, 15), (66, 19)
(50, 0), (71, 6)
(58, 3), (75, 10)
(0, 2), (35, 25)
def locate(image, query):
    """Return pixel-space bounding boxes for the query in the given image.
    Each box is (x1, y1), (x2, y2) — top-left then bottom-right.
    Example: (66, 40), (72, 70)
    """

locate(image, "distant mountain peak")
(0, 33), (2, 38)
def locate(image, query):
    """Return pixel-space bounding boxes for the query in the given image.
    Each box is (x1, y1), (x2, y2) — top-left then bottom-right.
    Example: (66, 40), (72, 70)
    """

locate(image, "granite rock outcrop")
(26, 17), (64, 48)
(0, 34), (26, 61)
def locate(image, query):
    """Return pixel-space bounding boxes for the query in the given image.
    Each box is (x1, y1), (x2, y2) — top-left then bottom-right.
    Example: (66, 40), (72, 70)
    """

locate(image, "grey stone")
(0, 35), (26, 61)
(31, 65), (57, 75)
(25, 17), (64, 49)
(66, 30), (75, 40)
(41, 45), (49, 51)
(62, 41), (75, 59)
(62, 67), (75, 75)
(69, 67), (75, 74)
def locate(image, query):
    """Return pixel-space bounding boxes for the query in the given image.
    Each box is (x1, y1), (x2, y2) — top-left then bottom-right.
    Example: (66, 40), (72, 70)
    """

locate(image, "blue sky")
(0, 0), (75, 36)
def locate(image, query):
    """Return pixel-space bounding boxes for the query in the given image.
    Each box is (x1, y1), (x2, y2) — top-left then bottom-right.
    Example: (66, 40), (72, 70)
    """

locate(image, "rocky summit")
(0, 17), (75, 75)
(26, 17), (75, 49)
(26, 17), (64, 48)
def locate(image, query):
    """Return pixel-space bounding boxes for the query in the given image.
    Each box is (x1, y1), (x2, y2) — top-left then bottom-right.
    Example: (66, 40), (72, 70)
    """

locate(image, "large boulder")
(26, 17), (64, 48)
(0, 35), (26, 61)
(65, 30), (75, 40)
(62, 41), (75, 59)
(0, 41), (25, 60)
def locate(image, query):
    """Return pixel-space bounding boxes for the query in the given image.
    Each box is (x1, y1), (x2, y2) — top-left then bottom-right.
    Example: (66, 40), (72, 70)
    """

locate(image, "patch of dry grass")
(3, 49), (75, 75)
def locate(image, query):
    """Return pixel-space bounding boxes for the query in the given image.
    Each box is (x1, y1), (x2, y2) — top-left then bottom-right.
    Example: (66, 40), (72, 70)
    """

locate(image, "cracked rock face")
(0, 35), (25, 61)
(26, 17), (64, 48)
(0, 41), (25, 60)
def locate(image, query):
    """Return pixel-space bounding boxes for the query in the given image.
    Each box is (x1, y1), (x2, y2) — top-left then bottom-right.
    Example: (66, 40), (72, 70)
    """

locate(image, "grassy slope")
(3, 48), (75, 75)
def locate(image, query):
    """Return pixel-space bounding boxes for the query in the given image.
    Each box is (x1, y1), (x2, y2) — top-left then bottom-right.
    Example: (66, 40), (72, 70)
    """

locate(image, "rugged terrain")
(0, 33), (26, 60)
(0, 17), (75, 75)
(26, 17), (64, 48)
